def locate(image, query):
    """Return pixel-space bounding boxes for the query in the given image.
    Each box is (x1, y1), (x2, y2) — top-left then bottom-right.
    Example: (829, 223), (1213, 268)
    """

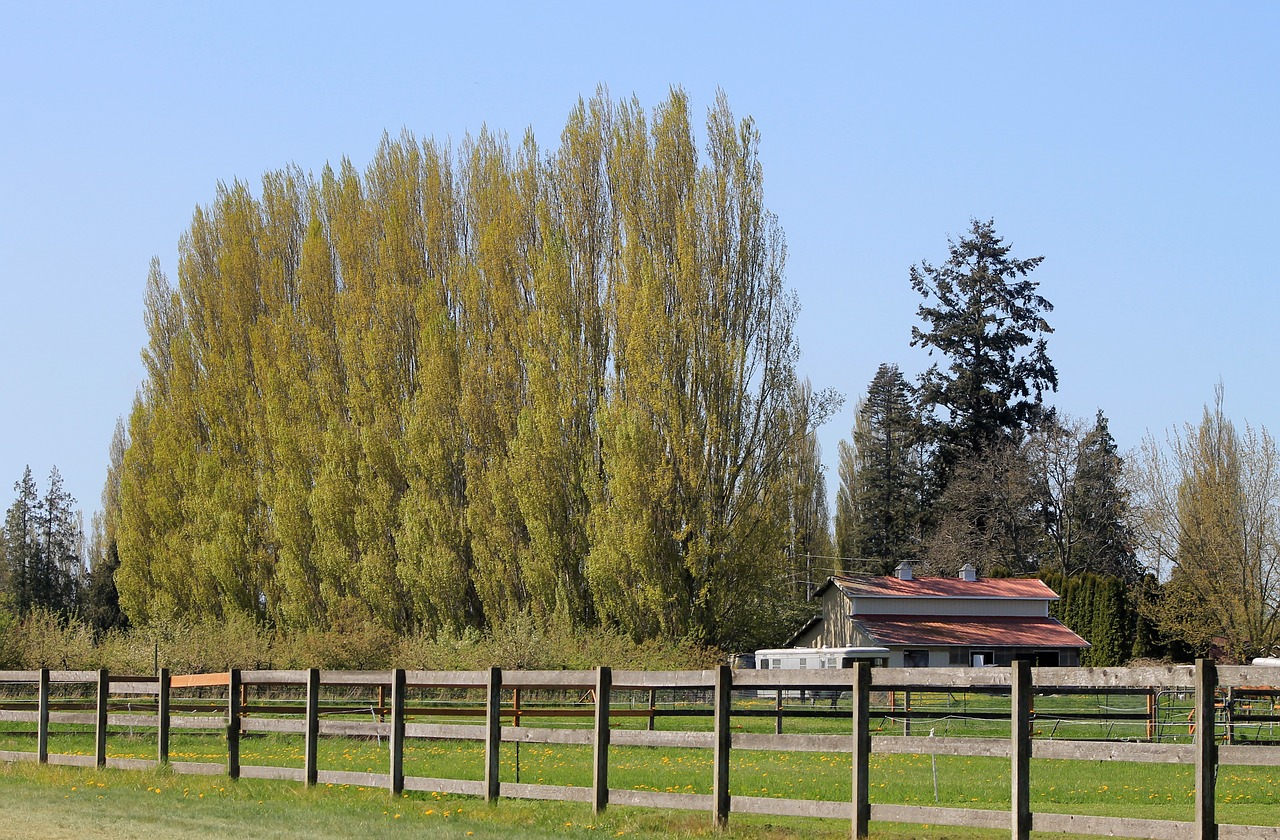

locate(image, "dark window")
(970, 650), (996, 667)
(904, 650), (929, 668)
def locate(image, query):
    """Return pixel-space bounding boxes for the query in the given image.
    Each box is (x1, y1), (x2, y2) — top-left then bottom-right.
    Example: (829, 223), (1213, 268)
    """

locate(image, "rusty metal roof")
(853, 614), (1089, 649)
(833, 574), (1059, 600)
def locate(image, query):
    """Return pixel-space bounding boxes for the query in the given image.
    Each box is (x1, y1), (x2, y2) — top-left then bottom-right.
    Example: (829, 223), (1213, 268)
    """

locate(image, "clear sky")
(2, 1), (1277, 529)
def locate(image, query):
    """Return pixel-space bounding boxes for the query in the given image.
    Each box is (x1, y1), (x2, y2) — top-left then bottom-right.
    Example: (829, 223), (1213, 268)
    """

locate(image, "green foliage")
(911, 219), (1056, 473)
(2, 467), (83, 617)
(1042, 571), (1158, 666)
(836, 364), (924, 570)
(117, 89), (824, 648)
(1133, 386), (1280, 662)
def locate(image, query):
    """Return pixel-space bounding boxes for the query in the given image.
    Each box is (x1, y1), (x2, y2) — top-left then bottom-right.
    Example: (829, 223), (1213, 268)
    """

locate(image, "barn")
(786, 563), (1089, 668)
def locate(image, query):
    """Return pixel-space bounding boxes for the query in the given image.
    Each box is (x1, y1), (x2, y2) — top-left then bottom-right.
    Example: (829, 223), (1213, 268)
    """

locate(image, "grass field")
(2, 686), (1278, 835)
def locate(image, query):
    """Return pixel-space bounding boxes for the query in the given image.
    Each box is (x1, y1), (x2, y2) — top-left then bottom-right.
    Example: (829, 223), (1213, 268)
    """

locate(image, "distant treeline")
(112, 89), (833, 649)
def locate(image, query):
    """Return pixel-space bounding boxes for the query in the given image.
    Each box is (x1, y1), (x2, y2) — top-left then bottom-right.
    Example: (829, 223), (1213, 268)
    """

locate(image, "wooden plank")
(501, 726), (593, 746)
(1220, 824), (1280, 839)
(611, 729), (714, 749)
(1034, 666), (1196, 689)
(1012, 660), (1032, 840)
(502, 670), (596, 689)
(304, 668), (319, 787)
(315, 770), (391, 788)
(318, 670), (390, 686)
(390, 669), (405, 795)
(95, 670), (109, 769)
(405, 722), (486, 741)
(877, 735), (1012, 758)
(402, 776), (486, 796)
(1194, 659), (1218, 840)
(733, 669), (866, 688)
(49, 670), (99, 683)
(241, 717), (305, 734)
(501, 782), (593, 803)
(732, 732), (852, 753)
(157, 669), (170, 765)
(106, 713), (164, 728)
(170, 761), (227, 776)
(870, 803), (1008, 829)
(47, 712), (98, 725)
(608, 789), (714, 811)
(1032, 812), (1193, 840)
(170, 715), (229, 730)
(239, 670), (308, 686)
(873, 667), (1011, 689)
(47, 754), (96, 767)
(731, 795), (849, 820)
(37, 668), (48, 765)
(1219, 745), (1280, 767)
(852, 660), (871, 839)
(611, 670), (716, 690)
(712, 664), (731, 829)
(593, 667), (611, 815)
(110, 682), (160, 695)
(0, 671), (40, 682)
(319, 720), (390, 738)
(242, 764), (306, 782)
(170, 672), (230, 689)
(1033, 740), (1193, 763)
(0, 710), (39, 724)
(484, 666), (501, 802)
(227, 669), (240, 780)
(403, 670), (488, 688)
(0, 750), (38, 763)
(105, 758), (159, 772)
(1217, 666), (1280, 688)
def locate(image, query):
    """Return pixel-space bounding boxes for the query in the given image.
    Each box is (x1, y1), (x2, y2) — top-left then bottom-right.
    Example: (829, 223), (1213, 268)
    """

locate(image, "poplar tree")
(1134, 387), (1280, 662)
(115, 89), (826, 646)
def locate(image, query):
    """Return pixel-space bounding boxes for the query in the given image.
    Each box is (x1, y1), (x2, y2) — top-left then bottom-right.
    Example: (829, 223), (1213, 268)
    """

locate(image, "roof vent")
(895, 562), (913, 581)
(959, 563), (977, 582)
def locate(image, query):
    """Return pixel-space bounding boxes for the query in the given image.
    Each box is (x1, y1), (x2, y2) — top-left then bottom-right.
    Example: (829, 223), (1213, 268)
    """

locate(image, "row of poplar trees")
(113, 89), (834, 648)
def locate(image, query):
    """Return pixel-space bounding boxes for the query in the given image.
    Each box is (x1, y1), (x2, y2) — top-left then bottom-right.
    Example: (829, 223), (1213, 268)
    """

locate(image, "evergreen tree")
(2, 467), (81, 616)
(837, 364), (924, 570)
(1, 468), (40, 612)
(910, 220), (1056, 478)
(1065, 411), (1139, 581)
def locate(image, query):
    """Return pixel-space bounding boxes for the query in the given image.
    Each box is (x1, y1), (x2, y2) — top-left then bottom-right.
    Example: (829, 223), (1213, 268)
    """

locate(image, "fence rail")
(1, 661), (1278, 839)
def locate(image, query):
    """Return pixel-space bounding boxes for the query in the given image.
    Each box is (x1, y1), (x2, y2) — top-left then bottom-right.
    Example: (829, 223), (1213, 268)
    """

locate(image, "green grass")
(0, 761), (1037, 840)
(1, 687), (1277, 835)
(4, 729), (1277, 828)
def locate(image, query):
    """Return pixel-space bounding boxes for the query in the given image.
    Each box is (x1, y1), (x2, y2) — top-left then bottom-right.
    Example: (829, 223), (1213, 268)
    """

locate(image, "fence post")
(484, 666), (502, 802)
(712, 664), (732, 829)
(593, 666), (612, 815)
(390, 669), (405, 796)
(776, 688), (784, 735)
(1194, 658), (1218, 840)
(305, 668), (320, 786)
(95, 669), (109, 768)
(648, 687), (657, 731)
(851, 661), (871, 840)
(227, 669), (241, 780)
(37, 668), (50, 764)
(1011, 660), (1032, 840)
(157, 668), (171, 765)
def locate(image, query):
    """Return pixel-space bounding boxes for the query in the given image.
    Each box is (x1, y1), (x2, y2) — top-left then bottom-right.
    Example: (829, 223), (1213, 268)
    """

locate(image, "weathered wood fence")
(2, 661), (1279, 839)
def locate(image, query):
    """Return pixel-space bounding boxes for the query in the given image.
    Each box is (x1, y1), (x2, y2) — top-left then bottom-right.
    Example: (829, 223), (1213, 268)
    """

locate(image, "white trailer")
(752, 646), (890, 700)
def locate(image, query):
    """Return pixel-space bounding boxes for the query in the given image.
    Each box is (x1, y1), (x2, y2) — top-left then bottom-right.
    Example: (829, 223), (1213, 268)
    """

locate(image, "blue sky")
(2, 2), (1277, 525)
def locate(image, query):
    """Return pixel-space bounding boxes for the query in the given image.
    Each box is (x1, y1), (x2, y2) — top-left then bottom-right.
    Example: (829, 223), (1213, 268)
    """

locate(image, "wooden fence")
(2, 661), (1279, 839)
